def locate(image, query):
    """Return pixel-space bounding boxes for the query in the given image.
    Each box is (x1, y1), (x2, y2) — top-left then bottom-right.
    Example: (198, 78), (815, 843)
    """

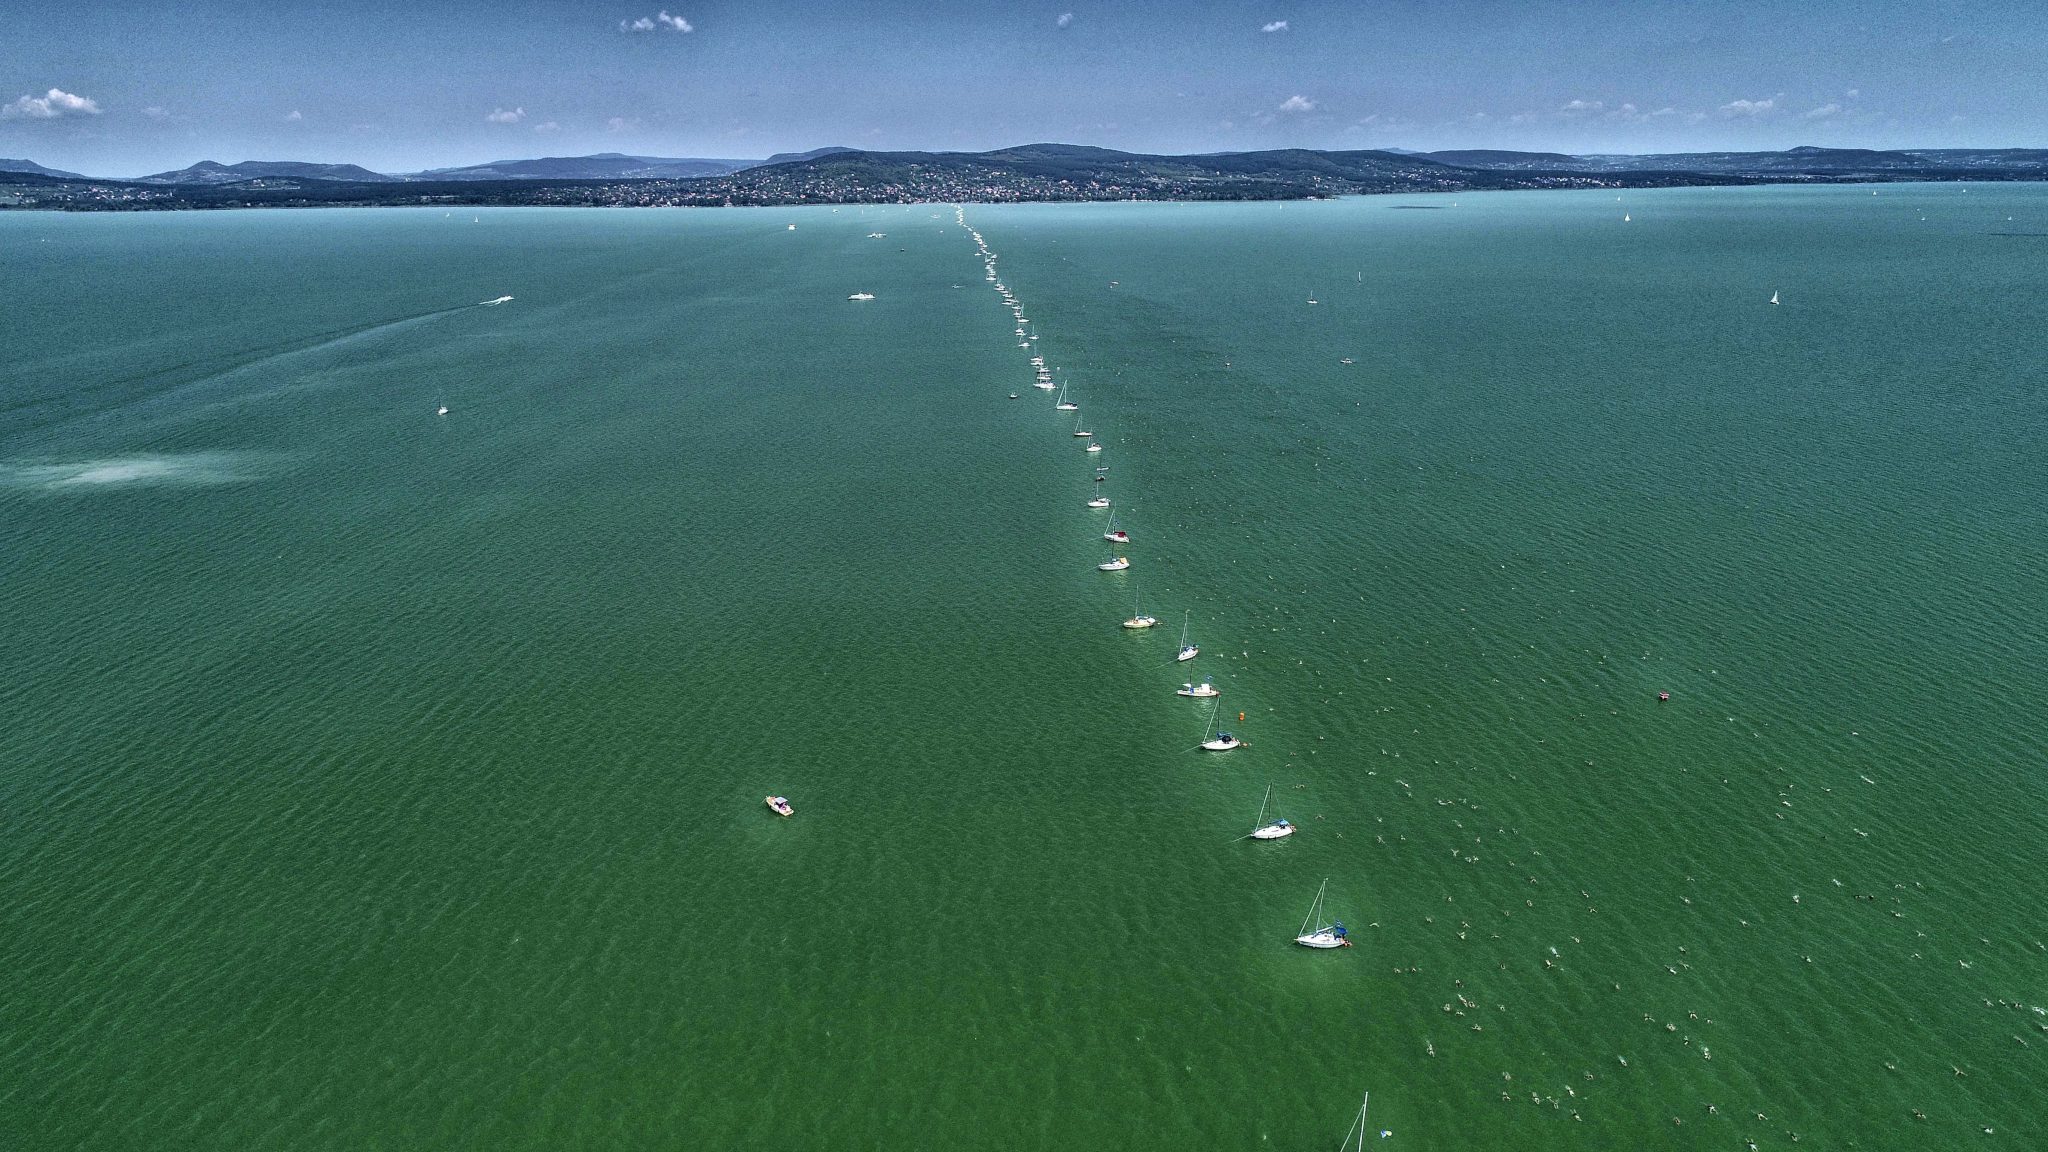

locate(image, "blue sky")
(3, 0), (2044, 175)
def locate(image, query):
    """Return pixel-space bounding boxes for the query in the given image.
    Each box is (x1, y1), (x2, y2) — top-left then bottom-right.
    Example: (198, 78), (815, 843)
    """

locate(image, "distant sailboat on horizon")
(1770, 290), (1780, 305)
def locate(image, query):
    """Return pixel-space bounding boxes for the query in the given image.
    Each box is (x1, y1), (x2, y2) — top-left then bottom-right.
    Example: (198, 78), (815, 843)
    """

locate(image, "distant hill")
(1425, 149), (1583, 170)
(0, 157), (88, 179)
(135, 160), (403, 184)
(415, 153), (754, 180)
(756, 146), (856, 167)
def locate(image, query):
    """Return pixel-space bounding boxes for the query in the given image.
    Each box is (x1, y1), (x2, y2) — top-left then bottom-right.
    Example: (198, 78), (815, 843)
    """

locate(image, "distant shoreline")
(7, 144), (2048, 213)
(7, 173), (2047, 214)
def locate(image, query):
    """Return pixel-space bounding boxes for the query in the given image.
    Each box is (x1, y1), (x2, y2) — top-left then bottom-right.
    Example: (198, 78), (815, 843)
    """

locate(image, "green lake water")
(3, 186), (2046, 1149)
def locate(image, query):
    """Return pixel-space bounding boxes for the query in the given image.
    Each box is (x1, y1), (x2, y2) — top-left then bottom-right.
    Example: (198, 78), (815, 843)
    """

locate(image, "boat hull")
(1295, 932), (1347, 949)
(1252, 825), (1295, 839)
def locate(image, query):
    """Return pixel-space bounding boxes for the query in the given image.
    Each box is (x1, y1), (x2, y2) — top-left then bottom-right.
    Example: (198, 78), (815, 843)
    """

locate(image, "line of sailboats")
(960, 213), (1371, 1060)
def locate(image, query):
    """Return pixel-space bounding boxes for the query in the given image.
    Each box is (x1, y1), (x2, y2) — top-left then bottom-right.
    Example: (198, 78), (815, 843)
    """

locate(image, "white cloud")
(1560, 98), (1604, 115)
(486, 106), (526, 124)
(1802, 102), (1843, 120)
(1, 88), (103, 120)
(1262, 21), (1288, 32)
(533, 120), (560, 133)
(607, 116), (637, 133)
(1845, 88), (1860, 98)
(1277, 94), (1317, 113)
(143, 105), (170, 120)
(621, 11), (691, 32)
(283, 110), (303, 121)
(1719, 98), (1776, 117)
(1056, 12), (1074, 27)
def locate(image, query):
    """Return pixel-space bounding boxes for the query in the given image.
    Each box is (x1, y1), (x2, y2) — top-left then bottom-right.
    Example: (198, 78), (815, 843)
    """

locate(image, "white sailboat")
(1122, 587), (1156, 629)
(1086, 441), (1103, 454)
(1055, 384), (1078, 412)
(1177, 679), (1219, 698)
(1098, 553), (1131, 572)
(1770, 290), (1780, 305)
(1200, 700), (1239, 751)
(1087, 493), (1111, 509)
(1247, 784), (1295, 840)
(1336, 1092), (1375, 1151)
(1295, 878), (1350, 948)
(1103, 511), (1129, 544)
(1176, 613), (1199, 662)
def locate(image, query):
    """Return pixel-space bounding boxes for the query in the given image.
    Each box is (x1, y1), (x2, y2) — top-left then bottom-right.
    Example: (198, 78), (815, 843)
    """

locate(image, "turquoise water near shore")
(4, 187), (2046, 1149)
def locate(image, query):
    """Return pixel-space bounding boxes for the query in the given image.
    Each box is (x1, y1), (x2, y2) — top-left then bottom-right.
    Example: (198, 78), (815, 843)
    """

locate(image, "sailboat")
(1055, 384), (1078, 412)
(1307, 289), (1319, 305)
(1295, 878), (1350, 948)
(1200, 701), (1239, 751)
(1086, 441), (1103, 454)
(1073, 412), (1093, 437)
(1098, 553), (1131, 572)
(1087, 493), (1111, 509)
(1176, 613), (1199, 662)
(1122, 587), (1156, 629)
(1770, 290), (1780, 305)
(1177, 679), (1219, 698)
(1336, 1092), (1375, 1151)
(1103, 511), (1129, 544)
(1248, 784), (1295, 839)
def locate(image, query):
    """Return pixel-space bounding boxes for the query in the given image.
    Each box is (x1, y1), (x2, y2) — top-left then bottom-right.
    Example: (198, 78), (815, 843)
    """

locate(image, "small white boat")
(766, 795), (794, 817)
(1122, 587), (1157, 629)
(1086, 441), (1103, 454)
(1770, 290), (1780, 305)
(1294, 877), (1350, 948)
(1054, 384), (1078, 412)
(1200, 700), (1240, 751)
(1103, 511), (1129, 544)
(1087, 495), (1111, 509)
(1072, 413), (1092, 437)
(436, 404), (449, 416)
(1177, 680), (1219, 698)
(848, 292), (875, 301)
(1248, 784), (1295, 840)
(1176, 613), (1199, 662)
(478, 295), (514, 306)
(1339, 357), (1354, 365)
(1098, 555), (1131, 572)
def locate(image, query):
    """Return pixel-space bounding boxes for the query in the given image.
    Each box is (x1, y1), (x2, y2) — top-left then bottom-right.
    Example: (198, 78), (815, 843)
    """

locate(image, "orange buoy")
(1238, 712), (1246, 722)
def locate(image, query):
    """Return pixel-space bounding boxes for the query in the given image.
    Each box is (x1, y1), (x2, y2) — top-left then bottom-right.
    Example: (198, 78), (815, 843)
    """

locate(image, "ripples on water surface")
(2, 187), (2045, 1149)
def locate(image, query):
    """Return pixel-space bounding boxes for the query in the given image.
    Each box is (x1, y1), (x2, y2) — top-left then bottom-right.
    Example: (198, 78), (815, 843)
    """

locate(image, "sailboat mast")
(1300, 877), (1326, 937)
